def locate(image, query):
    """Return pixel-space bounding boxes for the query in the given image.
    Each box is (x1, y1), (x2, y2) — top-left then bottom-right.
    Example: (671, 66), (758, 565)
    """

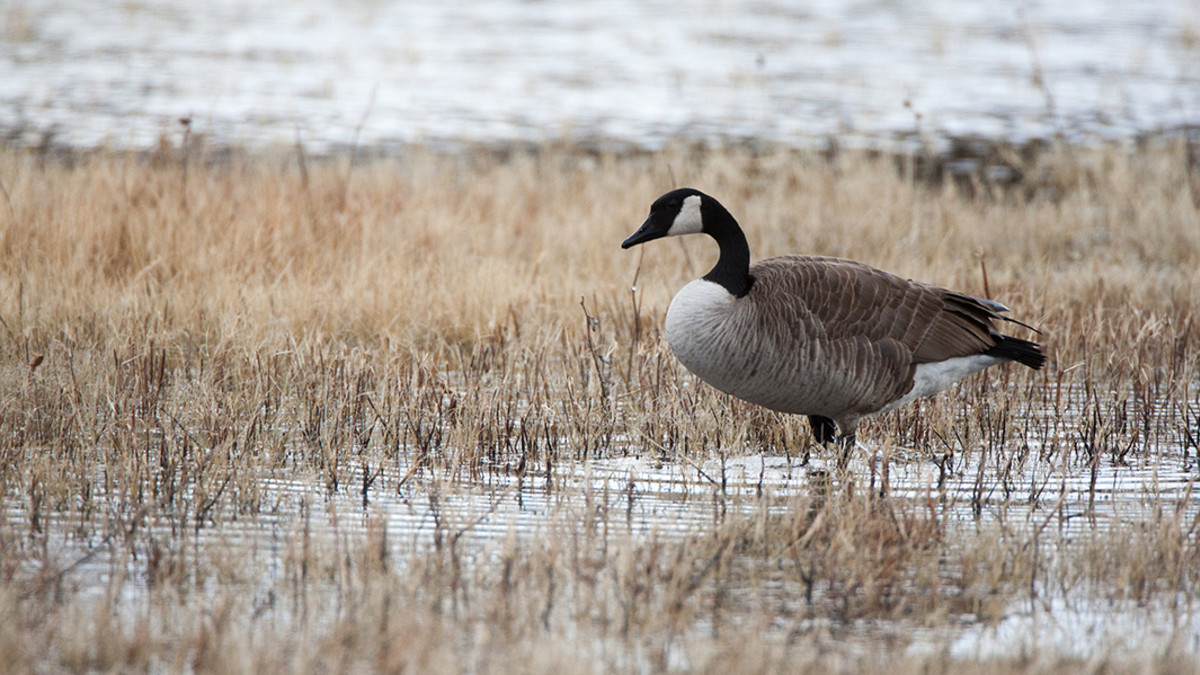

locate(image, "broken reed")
(0, 138), (1199, 672)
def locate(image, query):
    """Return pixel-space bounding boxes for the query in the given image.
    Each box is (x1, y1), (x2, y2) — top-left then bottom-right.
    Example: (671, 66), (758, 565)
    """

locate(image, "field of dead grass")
(0, 137), (1199, 672)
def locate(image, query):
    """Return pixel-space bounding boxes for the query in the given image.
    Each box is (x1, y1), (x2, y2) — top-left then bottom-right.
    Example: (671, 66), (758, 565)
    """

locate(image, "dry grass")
(0, 137), (1199, 672)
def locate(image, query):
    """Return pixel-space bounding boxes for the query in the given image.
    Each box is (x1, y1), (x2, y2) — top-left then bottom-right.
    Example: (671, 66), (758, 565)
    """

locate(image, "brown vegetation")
(0, 138), (1198, 672)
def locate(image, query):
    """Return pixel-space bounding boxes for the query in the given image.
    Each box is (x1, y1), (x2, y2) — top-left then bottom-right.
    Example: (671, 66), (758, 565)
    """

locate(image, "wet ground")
(6, 432), (1198, 661)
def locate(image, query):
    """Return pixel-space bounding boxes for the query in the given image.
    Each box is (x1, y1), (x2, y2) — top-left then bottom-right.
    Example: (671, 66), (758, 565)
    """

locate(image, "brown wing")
(745, 255), (1004, 413)
(750, 255), (1001, 357)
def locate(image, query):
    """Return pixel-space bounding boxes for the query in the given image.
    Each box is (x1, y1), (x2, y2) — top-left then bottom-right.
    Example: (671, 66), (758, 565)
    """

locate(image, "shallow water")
(3, 0), (1198, 152)
(7, 434), (1197, 661)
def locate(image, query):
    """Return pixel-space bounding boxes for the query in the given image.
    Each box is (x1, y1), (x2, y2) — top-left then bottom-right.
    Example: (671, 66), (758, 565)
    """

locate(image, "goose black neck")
(700, 203), (754, 297)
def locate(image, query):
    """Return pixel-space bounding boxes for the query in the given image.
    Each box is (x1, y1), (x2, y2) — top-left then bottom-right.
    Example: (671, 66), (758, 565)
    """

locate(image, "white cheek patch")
(666, 194), (703, 236)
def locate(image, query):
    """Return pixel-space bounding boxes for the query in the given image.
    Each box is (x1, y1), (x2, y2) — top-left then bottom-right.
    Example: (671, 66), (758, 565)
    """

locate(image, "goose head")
(622, 188), (720, 248)
(622, 188), (754, 297)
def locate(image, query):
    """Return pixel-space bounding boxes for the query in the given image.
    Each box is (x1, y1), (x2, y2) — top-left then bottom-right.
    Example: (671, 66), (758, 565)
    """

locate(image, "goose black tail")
(986, 335), (1046, 370)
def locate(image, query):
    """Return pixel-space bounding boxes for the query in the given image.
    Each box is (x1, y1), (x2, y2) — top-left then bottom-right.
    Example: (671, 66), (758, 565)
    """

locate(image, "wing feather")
(745, 255), (1010, 412)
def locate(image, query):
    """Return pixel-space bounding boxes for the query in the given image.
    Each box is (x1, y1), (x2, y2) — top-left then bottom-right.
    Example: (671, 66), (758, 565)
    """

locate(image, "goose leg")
(834, 418), (860, 469)
(836, 432), (858, 469)
(807, 415), (837, 445)
(809, 415), (860, 468)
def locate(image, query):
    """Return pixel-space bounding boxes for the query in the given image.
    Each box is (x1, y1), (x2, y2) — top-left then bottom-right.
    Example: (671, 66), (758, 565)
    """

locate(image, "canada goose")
(622, 188), (1045, 448)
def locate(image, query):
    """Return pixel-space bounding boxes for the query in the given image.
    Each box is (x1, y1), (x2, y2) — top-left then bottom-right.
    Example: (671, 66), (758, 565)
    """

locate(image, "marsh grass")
(0, 137), (1199, 672)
